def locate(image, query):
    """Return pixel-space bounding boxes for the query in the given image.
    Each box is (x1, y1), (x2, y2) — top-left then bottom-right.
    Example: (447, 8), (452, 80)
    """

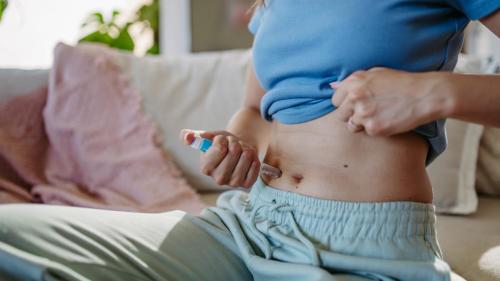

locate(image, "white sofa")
(1, 49), (499, 281)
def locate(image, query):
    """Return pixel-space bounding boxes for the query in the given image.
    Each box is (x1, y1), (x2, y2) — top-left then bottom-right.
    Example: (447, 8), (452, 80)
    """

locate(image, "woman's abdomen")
(261, 110), (433, 203)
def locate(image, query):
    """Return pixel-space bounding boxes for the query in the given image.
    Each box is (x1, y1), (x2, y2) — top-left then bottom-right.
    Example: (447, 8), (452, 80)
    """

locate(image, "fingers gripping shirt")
(248, 0), (500, 165)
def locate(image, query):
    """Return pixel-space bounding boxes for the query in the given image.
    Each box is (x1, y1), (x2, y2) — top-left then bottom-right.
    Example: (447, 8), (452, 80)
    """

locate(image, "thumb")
(179, 129), (231, 145)
(199, 130), (236, 140)
(179, 129), (208, 145)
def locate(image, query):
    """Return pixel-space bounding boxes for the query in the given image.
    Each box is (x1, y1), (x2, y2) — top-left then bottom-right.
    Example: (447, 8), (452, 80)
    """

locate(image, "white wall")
(0, 0), (146, 69)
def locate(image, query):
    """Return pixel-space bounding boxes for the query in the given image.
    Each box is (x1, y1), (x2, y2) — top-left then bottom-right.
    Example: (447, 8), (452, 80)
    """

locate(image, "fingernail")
(330, 82), (340, 88)
(184, 133), (193, 144)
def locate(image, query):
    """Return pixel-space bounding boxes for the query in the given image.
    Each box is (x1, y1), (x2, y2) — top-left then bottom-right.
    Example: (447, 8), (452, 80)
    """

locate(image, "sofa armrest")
(0, 69), (49, 102)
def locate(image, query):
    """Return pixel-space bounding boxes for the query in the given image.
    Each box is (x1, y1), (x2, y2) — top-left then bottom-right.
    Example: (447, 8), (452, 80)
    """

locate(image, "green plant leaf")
(147, 42), (160, 55)
(92, 12), (105, 24)
(0, 0), (8, 22)
(137, 0), (159, 31)
(79, 31), (113, 45)
(81, 11), (104, 28)
(110, 25), (135, 51)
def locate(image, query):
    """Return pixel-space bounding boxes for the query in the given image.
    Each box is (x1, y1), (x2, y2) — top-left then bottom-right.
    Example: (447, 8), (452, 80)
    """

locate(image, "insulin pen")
(189, 136), (282, 179)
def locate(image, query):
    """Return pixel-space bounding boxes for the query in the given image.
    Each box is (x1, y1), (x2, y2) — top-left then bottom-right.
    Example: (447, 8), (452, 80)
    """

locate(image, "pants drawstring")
(248, 202), (321, 266)
(249, 204), (273, 259)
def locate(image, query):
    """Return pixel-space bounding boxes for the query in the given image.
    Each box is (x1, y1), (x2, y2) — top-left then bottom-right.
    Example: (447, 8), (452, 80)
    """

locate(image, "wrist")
(226, 107), (269, 155)
(426, 72), (459, 120)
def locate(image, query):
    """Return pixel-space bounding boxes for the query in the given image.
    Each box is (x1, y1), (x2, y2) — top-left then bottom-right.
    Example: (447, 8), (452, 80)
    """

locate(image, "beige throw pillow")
(428, 120), (484, 214)
(476, 127), (500, 196)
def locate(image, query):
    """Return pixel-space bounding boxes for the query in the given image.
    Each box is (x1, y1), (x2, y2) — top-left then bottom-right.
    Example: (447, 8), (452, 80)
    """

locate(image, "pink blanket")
(0, 43), (205, 214)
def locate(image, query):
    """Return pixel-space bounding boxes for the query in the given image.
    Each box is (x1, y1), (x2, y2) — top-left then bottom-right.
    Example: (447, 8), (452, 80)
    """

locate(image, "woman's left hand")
(331, 68), (448, 136)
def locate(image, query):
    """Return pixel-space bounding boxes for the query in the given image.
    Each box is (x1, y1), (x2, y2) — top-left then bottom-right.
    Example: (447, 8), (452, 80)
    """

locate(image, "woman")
(0, 1), (499, 280)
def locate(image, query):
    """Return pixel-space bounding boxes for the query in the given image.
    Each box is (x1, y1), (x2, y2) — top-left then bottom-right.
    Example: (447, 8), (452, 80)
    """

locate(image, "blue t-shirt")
(249, 0), (499, 165)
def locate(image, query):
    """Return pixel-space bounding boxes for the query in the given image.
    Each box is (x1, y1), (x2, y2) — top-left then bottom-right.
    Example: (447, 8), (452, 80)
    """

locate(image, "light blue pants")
(0, 176), (451, 281)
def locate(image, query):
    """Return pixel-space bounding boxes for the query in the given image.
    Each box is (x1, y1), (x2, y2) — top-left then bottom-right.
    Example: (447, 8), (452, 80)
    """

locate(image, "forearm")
(225, 61), (271, 156)
(434, 72), (500, 127)
(226, 106), (271, 157)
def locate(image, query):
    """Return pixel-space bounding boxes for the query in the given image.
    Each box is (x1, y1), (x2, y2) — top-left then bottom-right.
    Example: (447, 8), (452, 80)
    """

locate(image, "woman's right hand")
(180, 129), (261, 188)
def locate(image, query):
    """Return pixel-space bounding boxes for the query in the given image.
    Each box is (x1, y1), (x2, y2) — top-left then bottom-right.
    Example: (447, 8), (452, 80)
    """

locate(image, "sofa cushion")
(476, 127), (500, 196)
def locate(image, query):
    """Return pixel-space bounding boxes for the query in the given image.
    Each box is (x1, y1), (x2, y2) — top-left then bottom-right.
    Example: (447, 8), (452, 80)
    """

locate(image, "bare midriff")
(261, 110), (433, 203)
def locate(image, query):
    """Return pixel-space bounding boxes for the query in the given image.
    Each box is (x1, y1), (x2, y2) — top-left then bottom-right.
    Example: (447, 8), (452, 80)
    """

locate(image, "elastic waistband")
(248, 176), (436, 239)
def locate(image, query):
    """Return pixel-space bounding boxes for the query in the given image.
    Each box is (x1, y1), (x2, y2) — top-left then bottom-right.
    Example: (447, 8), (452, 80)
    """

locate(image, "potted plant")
(79, 0), (159, 55)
